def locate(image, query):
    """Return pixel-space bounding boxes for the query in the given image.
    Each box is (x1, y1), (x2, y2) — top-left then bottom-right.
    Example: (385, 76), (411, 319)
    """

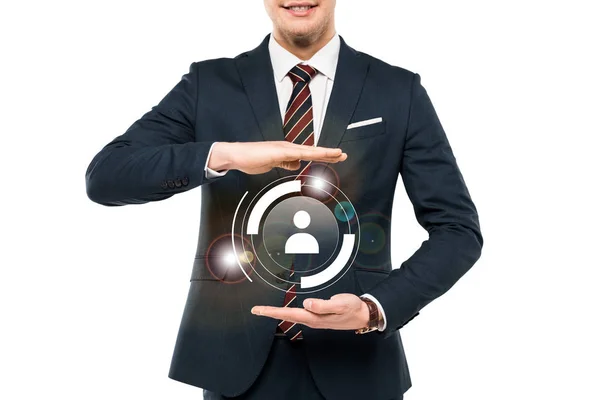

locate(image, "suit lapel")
(317, 36), (370, 149)
(235, 35), (287, 180)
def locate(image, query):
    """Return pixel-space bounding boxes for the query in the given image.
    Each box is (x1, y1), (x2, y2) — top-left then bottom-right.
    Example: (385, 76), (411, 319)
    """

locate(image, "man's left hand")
(251, 293), (370, 330)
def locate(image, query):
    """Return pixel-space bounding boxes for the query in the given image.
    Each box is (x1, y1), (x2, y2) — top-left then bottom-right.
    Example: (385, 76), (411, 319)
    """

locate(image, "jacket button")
(182, 177), (189, 186)
(167, 180), (175, 188)
(175, 178), (182, 188)
(160, 180), (168, 189)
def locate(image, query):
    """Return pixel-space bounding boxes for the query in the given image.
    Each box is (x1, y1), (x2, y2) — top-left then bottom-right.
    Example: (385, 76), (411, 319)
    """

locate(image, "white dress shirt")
(204, 33), (387, 331)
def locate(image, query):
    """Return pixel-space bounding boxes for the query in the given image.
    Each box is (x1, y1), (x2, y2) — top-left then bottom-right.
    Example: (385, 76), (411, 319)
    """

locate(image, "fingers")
(307, 152), (348, 163)
(281, 148), (347, 163)
(303, 298), (349, 315)
(336, 152), (348, 162)
(251, 302), (358, 330)
(279, 142), (345, 158)
(251, 306), (318, 326)
(280, 141), (341, 152)
(303, 147), (344, 160)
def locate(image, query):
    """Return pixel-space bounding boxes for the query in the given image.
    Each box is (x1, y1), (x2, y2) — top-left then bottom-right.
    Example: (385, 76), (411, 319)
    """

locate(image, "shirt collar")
(268, 33), (340, 82)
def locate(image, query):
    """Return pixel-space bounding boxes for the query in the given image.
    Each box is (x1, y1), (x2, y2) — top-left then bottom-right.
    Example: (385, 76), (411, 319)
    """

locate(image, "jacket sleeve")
(85, 62), (221, 206)
(368, 73), (484, 339)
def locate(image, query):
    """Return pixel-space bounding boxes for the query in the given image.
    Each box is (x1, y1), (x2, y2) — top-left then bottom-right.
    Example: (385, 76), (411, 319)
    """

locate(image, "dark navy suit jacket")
(85, 34), (483, 399)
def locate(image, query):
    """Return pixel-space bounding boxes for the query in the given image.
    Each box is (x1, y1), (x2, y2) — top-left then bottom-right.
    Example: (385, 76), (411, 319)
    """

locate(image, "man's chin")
(280, 24), (319, 42)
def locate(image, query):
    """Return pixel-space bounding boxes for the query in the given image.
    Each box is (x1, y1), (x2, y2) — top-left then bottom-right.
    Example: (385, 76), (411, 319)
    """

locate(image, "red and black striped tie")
(276, 63), (317, 341)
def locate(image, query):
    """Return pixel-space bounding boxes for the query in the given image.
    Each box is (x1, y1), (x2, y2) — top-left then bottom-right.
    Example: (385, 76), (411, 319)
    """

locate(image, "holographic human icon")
(284, 210), (319, 254)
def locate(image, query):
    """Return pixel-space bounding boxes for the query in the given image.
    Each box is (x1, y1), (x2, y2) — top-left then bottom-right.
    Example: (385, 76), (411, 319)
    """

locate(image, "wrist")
(355, 297), (381, 334)
(361, 294), (386, 331)
(359, 300), (371, 326)
(208, 142), (234, 171)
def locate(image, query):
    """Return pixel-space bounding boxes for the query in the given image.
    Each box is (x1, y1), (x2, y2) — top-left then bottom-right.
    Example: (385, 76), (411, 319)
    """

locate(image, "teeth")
(290, 6), (311, 11)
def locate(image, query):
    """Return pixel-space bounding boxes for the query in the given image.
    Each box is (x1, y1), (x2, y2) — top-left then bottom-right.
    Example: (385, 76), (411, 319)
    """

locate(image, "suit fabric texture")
(85, 34), (483, 400)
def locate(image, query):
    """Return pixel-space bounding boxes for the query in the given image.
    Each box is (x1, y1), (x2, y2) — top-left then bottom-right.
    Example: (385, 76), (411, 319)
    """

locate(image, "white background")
(1, 1), (599, 399)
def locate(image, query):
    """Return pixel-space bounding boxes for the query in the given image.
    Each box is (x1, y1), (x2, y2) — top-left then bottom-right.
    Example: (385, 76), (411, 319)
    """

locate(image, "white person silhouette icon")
(284, 210), (320, 254)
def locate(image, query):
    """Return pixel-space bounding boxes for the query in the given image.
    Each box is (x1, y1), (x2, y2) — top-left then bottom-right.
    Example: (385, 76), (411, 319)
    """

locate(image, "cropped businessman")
(85, 1), (483, 399)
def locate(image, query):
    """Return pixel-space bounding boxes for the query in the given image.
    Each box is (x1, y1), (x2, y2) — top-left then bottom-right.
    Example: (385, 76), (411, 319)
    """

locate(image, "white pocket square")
(347, 117), (383, 130)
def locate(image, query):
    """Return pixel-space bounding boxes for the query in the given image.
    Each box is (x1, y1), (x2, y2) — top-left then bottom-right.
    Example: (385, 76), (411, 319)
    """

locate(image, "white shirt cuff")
(361, 293), (387, 331)
(204, 142), (229, 179)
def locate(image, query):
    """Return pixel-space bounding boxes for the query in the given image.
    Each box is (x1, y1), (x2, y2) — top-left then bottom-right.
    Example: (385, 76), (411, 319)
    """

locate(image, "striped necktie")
(276, 63), (317, 341)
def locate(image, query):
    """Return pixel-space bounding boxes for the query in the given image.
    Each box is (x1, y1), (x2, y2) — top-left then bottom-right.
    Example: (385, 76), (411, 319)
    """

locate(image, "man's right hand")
(207, 141), (348, 175)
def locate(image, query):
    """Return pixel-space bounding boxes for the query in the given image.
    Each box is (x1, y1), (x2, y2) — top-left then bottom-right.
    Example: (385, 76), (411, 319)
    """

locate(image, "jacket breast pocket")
(340, 120), (386, 142)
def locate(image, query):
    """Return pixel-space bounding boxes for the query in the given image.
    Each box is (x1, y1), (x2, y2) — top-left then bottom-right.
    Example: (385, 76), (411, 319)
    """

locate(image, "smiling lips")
(283, 3), (317, 16)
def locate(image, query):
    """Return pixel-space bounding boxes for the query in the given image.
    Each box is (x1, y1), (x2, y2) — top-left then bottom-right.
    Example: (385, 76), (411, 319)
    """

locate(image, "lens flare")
(224, 252), (237, 266)
(205, 234), (254, 283)
(334, 201), (355, 222)
(359, 222), (385, 254)
(240, 251), (255, 264)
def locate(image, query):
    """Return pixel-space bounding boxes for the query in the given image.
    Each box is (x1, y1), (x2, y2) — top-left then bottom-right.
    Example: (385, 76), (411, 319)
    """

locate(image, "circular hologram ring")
(236, 174), (360, 294)
(249, 181), (350, 286)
